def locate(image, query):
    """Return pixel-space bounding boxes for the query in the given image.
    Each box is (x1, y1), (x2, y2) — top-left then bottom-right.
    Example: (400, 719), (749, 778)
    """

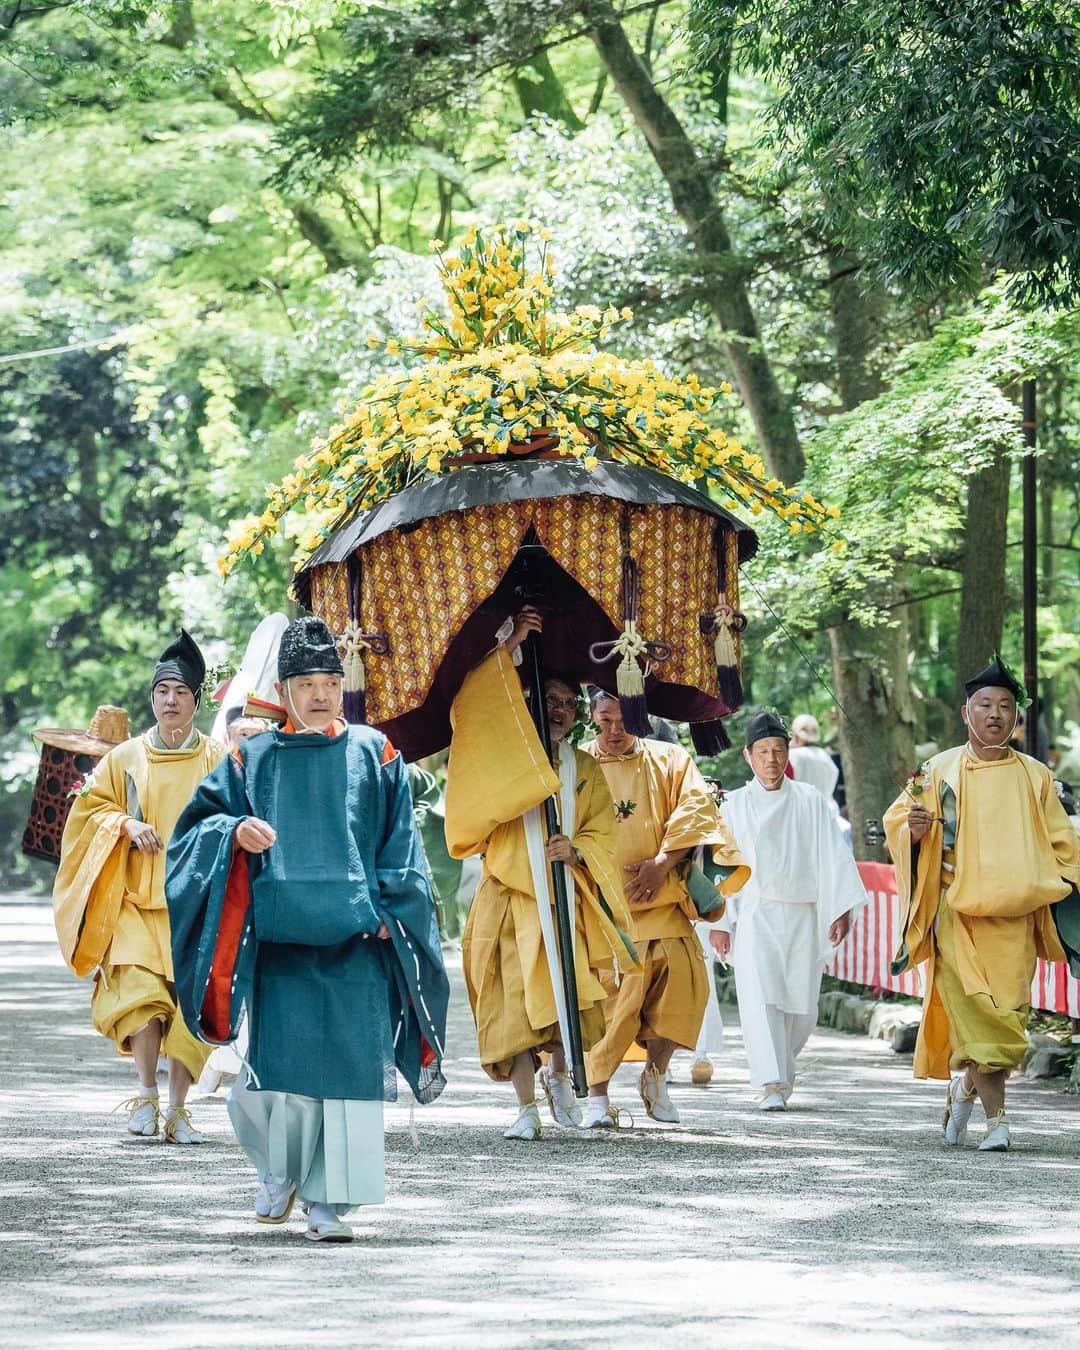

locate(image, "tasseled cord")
(700, 602), (745, 711)
(611, 620), (652, 737)
(337, 622), (390, 725)
(588, 554), (669, 738)
(340, 621), (368, 724)
(690, 719), (731, 755)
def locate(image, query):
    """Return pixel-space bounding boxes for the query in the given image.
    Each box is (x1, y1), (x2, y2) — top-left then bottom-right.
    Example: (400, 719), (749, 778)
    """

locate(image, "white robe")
(716, 777), (866, 1091)
(693, 920), (726, 1057)
(788, 744), (840, 813)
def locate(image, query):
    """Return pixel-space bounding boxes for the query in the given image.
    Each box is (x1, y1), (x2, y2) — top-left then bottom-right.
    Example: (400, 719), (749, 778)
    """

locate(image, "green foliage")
(272, 0), (584, 175)
(691, 0), (1080, 307)
(1, 0), (1078, 885)
(790, 294), (1080, 626)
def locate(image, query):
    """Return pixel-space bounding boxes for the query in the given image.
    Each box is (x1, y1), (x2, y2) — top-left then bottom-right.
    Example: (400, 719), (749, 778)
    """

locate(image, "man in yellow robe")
(53, 631), (225, 1143)
(444, 609), (636, 1142)
(885, 657), (1079, 1152)
(582, 692), (750, 1128)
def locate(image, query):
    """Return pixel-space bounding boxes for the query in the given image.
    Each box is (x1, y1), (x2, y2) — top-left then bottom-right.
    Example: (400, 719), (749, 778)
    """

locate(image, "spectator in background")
(788, 714), (840, 812)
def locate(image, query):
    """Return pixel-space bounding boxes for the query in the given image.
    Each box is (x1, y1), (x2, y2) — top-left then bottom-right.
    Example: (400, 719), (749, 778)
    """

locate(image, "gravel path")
(3, 894), (1080, 1349)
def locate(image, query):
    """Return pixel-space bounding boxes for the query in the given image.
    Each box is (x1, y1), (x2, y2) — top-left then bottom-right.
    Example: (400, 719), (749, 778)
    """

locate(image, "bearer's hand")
(377, 922), (390, 940)
(505, 605), (543, 655)
(709, 929), (731, 961)
(625, 853), (671, 905)
(545, 833), (573, 863)
(125, 819), (163, 854)
(235, 817), (277, 854)
(828, 911), (851, 946)
(908, 803), (933, 843)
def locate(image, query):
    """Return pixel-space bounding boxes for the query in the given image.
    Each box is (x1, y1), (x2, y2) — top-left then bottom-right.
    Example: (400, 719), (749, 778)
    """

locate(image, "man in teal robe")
(167, 616), (448, 1242)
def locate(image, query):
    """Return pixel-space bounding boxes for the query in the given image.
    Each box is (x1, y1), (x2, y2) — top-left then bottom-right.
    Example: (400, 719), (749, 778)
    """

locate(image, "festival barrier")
(826, 861), (1080, 1017)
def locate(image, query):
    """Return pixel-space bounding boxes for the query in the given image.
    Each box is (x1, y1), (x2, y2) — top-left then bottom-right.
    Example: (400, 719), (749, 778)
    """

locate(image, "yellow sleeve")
(570, 754), (631, 934)
(444, 647), (560, 860)
(884, 782), (941, 971)
(52, 749), (133, 976)
(569, 753), (641, 971)
(659, 748), (750, 896)
(657, 749), (722, 853)
(883, 789), (915, 899)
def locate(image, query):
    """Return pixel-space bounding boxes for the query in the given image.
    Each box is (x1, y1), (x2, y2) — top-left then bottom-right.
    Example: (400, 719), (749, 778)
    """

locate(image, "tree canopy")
(1, 0), (1077, 883)
(690, 0), (1080, 307)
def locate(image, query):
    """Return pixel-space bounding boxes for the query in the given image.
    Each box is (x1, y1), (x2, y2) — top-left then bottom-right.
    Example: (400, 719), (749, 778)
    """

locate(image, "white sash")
(522, 740), (578, 1053)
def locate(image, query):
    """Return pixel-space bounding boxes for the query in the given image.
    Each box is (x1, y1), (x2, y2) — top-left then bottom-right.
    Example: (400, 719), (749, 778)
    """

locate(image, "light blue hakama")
(229, 1077), (385, 1217)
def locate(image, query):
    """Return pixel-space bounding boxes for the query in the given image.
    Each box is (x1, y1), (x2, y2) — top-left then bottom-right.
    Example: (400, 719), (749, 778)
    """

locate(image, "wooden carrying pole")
(1022, 380), (1039, 757)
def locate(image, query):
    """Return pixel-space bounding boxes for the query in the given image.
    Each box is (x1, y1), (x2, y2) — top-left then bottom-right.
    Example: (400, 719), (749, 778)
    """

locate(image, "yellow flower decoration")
(218, 223), (840, 575)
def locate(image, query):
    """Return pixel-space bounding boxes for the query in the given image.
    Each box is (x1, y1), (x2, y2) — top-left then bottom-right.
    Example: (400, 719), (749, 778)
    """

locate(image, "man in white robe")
(788, 713), (840, 812)
(713, 711), (866, 1110)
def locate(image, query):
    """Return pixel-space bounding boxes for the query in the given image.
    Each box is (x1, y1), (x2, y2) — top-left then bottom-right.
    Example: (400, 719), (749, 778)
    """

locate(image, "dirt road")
(3, 895), (1079, 1349)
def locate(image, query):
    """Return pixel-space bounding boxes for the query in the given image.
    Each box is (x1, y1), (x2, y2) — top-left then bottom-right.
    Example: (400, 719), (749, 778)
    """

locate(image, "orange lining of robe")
(207, 721), (397, 1042)
(202, 845), (250, 1043)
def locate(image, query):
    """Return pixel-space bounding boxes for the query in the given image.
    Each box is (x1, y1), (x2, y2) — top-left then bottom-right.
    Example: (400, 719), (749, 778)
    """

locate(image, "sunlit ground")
(3, 895), (1079, 1349)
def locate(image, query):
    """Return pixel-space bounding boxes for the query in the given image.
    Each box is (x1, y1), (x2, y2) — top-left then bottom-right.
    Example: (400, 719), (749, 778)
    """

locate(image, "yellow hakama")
(53, 731), (225, 1078)
(582, 738), (750, 1083)
(885, 745), (1079, 1079)
(445, 648), (636, 1081)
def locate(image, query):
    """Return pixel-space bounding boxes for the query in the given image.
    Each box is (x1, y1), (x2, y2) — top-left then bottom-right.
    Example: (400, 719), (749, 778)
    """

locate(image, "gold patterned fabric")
(304, 499), (740, 727)
(308, 566), (351, 639)
(723, 527), (743, 670)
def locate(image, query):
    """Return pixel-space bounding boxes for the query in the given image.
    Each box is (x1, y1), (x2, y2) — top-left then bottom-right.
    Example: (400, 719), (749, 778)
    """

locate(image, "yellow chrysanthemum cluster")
(219, 222), (838, 576)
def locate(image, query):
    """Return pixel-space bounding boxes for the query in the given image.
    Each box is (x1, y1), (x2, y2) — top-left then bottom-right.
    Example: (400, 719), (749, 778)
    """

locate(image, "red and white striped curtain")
(826, 862), (1080, 1016)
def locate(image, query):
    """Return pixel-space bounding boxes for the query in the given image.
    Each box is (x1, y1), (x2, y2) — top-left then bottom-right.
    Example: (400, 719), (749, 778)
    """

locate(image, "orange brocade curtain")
(307, 501), (534, 725)
(533, 498), (735, 701)
(305, 498), (740, 726)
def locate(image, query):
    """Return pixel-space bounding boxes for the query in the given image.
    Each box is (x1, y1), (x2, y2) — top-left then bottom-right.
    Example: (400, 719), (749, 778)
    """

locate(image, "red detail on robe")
(202, 846), (250, 1042)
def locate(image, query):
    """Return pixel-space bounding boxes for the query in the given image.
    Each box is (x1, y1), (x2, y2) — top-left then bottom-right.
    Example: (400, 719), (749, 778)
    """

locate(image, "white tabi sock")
(137, 1083), (158, 1098)
(589, 1093), (610, 1109)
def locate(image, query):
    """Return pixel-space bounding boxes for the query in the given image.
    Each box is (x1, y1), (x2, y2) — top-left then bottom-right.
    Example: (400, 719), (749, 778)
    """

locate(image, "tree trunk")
(826, 252), (914, 858)
(829, 620), (917, 861)
(953, 445), (1011, 738)
(291, 203), (357, 271)
(1040, 449), (1055, 739)
(829, 253), (886, 410)
(584, 0), (804, 484)
(511, 52), (584, 130)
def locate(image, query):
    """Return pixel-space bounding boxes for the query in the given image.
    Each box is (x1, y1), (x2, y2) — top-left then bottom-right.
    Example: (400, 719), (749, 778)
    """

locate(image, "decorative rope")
(699, 602), (747, 672)
(337, 622), (390, 695)
(588, 621), (671, 694)
(699, 524), (748, 720)
(588, 546), (670, 739)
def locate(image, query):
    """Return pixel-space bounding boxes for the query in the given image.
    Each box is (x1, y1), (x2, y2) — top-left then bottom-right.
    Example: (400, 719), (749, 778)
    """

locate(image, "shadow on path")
(2, 899), (1079, 1349)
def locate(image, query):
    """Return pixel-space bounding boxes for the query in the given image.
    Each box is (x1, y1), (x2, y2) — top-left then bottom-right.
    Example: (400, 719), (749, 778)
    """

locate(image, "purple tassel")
(343, 688), (366, 725)
(716, 666), (744, 711)
(690, 719), (731, 755)
(618, 692), (652, 739)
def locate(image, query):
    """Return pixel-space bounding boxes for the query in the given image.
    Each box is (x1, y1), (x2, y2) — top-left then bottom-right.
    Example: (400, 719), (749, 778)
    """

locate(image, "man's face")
(744, 736), (789, 789)
(962, 686), (1017, 746)
(152, 680), (196, 734)
(592, 696), (635, 754)
(544, 679), (579, 745)
(276, 674), (342, 731)
(228, 717), (269, 746)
